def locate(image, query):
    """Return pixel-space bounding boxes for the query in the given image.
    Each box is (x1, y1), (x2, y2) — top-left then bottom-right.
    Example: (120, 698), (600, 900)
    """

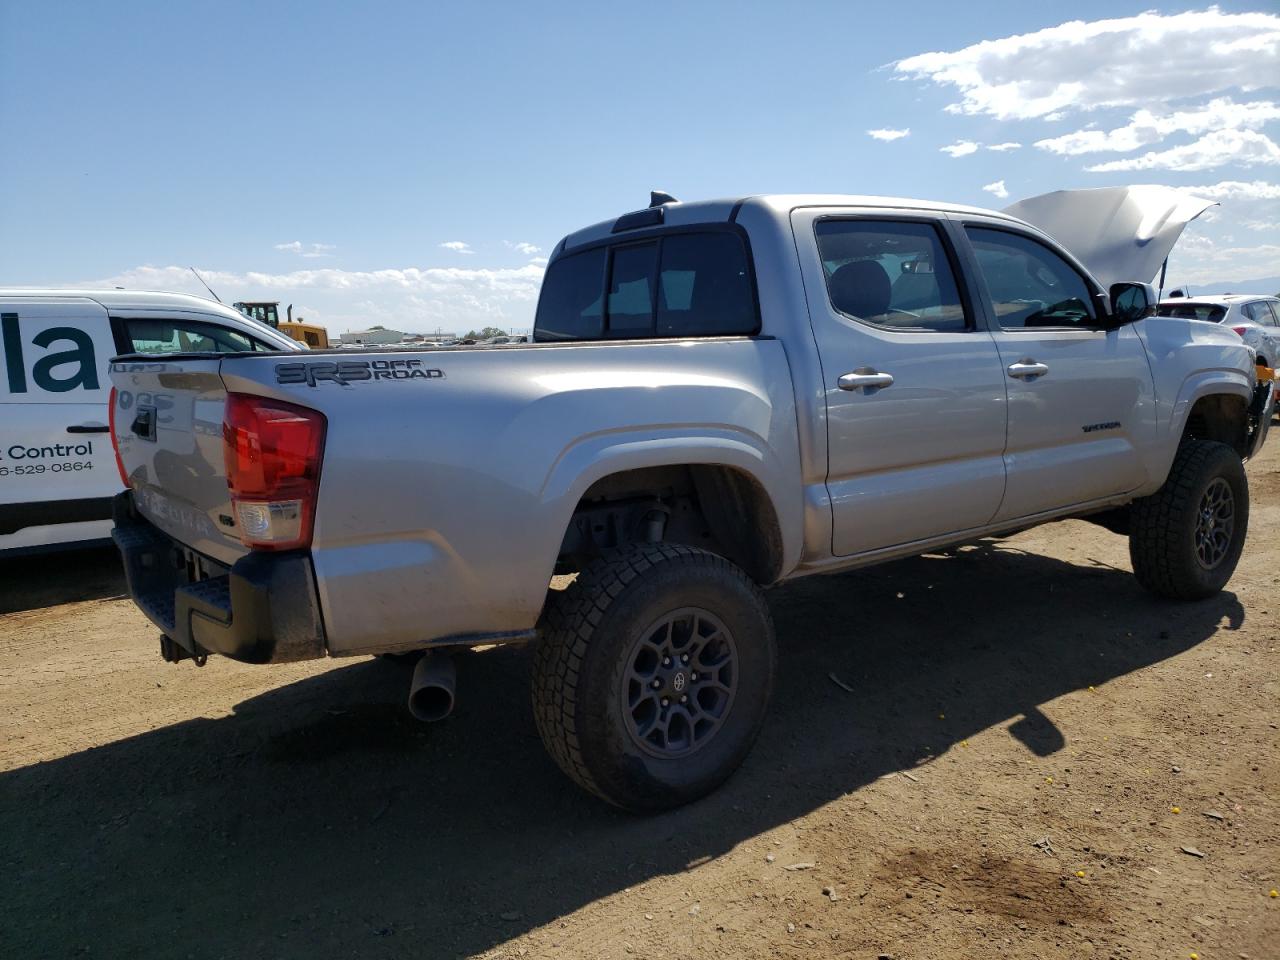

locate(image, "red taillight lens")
(222, 393), (326, 550)
(1231, 326), (1248, 337)
(108, 386), (130, 487)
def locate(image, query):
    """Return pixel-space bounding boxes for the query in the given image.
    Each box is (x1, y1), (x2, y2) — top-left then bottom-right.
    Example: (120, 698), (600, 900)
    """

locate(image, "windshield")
(1157, 303), (1226, 323)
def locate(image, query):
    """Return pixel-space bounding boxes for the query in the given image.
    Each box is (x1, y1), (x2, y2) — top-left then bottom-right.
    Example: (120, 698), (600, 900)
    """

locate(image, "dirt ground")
(2, 445), (1278, 960)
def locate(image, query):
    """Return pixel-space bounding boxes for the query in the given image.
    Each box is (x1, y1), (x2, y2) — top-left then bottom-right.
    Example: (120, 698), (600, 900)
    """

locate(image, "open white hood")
(1002, 186), (1217, 290)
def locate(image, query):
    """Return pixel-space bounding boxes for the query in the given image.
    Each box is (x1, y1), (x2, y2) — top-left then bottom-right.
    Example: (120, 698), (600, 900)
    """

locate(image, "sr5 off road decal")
(276, 358), (444, 386)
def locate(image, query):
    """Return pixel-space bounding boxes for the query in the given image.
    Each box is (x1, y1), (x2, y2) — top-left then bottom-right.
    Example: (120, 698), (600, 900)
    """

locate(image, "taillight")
(108, 386), (130, 487)
(1231, 325), (1248, 337)
(222, 393), (326, 550)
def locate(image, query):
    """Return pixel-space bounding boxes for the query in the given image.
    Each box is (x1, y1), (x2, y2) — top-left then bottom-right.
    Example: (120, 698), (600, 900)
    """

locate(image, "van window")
(125, 318), (263, 354)
(533, 231), (758, 342)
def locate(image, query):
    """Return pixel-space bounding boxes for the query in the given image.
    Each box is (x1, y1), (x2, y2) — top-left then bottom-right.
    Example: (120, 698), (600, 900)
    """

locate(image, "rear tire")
(1130, 440), (1248, 600)
(532, 543), (775, 812)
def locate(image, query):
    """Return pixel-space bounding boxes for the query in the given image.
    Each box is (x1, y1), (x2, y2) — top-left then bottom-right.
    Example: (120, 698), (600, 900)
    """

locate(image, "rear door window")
(814, 219), (969, 332)
(1244, 301), (1280, 326)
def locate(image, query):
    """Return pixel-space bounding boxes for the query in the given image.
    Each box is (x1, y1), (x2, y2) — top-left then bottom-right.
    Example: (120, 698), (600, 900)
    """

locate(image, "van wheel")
(532, 543), (775, 812)
(1130, 440), (1248, 600)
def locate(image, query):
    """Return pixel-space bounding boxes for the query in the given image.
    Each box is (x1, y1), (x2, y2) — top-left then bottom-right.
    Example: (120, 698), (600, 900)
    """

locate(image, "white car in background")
(1158, 295), (1280, 368)
(0, 289), (300, 555)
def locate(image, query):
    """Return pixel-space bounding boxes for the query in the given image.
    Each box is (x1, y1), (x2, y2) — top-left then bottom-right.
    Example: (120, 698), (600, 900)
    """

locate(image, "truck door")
(0, 297), (119, 550)
(791, 210), (1009, 557)
(958, 222), (1156, 522)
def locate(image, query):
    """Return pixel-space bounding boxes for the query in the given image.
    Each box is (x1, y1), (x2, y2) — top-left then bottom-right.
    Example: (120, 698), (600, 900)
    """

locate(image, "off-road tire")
(1130, 440), (1248, 600)
(532, 543), (775, 812)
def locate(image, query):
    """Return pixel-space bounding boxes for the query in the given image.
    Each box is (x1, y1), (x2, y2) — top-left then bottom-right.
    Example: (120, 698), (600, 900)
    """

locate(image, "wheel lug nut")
(681, 654), (689, 663)
(662, 657), (671, 666)
(651, 679), (662, 689)
(691, 672), (699, 681)
(680, 695), (688, 704)
(661, 697), (670, 707)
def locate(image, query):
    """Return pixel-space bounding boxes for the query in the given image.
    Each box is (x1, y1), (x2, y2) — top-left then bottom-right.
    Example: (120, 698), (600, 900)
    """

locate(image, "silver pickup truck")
(109, 191), (1273, 811)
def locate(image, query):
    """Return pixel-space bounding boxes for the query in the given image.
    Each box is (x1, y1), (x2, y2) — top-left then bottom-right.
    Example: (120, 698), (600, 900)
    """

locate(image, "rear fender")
(539, 426), (803, 581)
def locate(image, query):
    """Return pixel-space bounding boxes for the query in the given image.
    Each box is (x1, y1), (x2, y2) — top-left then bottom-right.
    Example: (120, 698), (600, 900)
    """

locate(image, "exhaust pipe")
(408, 652), (457, 722)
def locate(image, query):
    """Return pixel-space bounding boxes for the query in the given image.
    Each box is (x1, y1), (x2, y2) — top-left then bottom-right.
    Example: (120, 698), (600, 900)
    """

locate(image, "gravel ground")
(2, 442), (1277, 960)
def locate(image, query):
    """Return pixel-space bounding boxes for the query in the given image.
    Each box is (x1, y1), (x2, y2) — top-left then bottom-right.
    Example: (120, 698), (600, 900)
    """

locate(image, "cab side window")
(126, 318), (263, 354)
(814, 220), (969, 332)
(966, 228), (1097, 330)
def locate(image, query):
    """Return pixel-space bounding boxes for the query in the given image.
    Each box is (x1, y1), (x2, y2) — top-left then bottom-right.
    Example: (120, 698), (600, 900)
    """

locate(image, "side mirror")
(1109, 282), (1157, 326)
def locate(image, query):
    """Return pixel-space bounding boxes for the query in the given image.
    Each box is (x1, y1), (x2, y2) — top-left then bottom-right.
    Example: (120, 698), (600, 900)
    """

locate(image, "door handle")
(66, 423), (110, 434)
(838, 370), (895, 392)
(1007, 359), (1049, 381)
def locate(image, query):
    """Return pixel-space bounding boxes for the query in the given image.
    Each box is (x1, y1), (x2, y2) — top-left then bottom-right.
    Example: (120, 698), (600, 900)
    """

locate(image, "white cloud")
(1085, 128), (1280, 173)
(85, 262), (546, 333)
(1036, 98), (1280, 156)
(504, 240), (542, 256)
(895, 8), (1280, 122)
(982, 180), (1010, 199)
(986, 142), (1022, 152)
(1175, 179), (1280, 201)
(1167, 236), (1280, 286)
(867, 128), (910, 141)
(940, 140), (980, 158)
(439, 241), (474, 255)
(274, 240), (336, 259)
(1243, 219), (1280, 232)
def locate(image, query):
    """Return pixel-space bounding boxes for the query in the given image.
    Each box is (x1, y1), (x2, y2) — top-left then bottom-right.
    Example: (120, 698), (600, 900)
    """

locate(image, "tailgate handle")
(67, 423), (110, 434)
(130, 405), (157, 441)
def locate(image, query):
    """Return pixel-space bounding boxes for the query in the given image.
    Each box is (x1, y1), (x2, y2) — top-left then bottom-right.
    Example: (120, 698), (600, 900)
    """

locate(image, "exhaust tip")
(407, 653), (457, 722)
(408, 684), (455, 722)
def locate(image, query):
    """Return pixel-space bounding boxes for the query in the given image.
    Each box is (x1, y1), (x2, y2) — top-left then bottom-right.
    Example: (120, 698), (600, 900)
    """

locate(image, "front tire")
(532, 543), (775, 812)
(1130, 440), (1249, 600)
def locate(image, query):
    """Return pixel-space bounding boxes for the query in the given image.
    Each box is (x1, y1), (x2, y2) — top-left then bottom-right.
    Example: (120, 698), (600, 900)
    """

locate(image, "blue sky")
(2, 1), (1277, 334)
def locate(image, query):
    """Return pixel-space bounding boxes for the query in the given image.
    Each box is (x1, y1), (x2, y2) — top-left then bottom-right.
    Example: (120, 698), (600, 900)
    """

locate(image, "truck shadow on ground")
(0, 544), (124, 614)
(0, 538), (1246, 959)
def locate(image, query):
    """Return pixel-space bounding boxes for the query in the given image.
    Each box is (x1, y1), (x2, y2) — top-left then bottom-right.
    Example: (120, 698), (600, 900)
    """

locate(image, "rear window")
(1156, 303), (1226, 323)
(533, 249), (605, 341)
(533, 230), (757, 342)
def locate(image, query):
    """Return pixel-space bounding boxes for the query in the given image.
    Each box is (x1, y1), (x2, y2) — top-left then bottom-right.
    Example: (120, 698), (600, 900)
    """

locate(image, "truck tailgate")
(110, 358), (248, 565)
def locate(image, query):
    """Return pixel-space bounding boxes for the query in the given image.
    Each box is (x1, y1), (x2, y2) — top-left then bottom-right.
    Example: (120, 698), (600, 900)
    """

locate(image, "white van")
(0, 290), (302, 554)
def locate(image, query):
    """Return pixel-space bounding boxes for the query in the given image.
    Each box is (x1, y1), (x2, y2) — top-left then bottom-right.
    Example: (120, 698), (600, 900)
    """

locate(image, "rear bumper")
(111, 492), (327, 663)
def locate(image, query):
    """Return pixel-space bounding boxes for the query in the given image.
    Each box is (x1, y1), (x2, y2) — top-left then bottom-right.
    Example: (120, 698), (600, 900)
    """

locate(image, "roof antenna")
(1156, 257), (1167, 308)
(189, 266), (222, 303)
(650, 190), (678, 207)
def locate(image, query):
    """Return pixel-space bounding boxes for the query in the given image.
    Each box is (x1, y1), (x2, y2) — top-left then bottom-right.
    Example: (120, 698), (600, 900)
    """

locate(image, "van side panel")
(0, 298), (118, 551)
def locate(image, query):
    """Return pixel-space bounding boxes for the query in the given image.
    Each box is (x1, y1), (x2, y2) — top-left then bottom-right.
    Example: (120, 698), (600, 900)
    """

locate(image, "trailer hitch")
(159, 634), (208, 667)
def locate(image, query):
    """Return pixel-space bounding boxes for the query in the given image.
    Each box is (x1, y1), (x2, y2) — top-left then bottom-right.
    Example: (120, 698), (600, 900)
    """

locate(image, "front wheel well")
(1182, 393), (1249, 457)
(557, 465), (784, 584)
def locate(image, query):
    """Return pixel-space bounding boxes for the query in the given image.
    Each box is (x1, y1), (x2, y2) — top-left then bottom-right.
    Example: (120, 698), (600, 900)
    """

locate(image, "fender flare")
(1149, 370), (1255, 483)
(537, 425), (803, 579)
